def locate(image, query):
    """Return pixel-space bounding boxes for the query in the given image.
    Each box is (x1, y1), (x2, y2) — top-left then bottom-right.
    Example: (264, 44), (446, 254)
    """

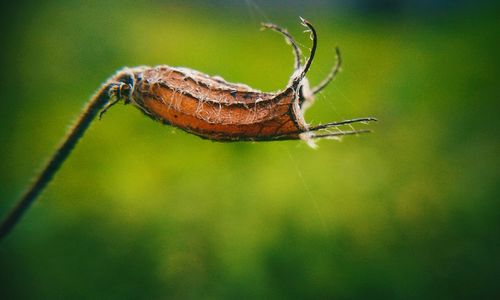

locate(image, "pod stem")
(0, 83), (113, 240)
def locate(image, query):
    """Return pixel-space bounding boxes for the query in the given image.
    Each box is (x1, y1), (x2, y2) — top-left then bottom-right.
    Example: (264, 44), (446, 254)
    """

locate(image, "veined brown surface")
(133, 66), (306, 141)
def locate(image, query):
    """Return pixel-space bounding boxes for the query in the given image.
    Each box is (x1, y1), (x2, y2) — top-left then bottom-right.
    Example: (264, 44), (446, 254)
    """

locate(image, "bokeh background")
(0, 0), (498, 299)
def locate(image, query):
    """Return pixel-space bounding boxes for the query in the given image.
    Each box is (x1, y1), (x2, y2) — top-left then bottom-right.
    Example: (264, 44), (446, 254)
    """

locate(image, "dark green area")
(0, 1), (498, 299)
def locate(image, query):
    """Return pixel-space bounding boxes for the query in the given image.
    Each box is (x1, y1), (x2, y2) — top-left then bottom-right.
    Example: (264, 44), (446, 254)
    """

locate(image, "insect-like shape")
(0, 18), (377, 239)
(100, 18), (376, 143)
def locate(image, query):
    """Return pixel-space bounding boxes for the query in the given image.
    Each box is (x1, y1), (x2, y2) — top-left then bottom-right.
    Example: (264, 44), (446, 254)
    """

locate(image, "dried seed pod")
(0, 18), (377, 239)
(100, 18), (376, 143)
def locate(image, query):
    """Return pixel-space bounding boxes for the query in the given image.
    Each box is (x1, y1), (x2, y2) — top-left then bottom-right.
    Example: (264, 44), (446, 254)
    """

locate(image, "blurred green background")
(0, 0), (498, 299)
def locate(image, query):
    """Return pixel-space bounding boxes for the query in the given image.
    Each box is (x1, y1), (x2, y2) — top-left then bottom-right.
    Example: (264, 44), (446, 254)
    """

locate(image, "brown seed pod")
(0, 18), (377, 239)
(100, 18), (376, 144)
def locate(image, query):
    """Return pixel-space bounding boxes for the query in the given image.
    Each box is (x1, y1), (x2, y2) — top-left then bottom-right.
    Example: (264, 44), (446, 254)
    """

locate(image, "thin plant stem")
(0, 83), (113, 240)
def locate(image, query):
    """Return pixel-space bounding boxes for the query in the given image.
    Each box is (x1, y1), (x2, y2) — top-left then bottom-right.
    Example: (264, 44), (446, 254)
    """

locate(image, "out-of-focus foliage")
(0, 1), (498, 299)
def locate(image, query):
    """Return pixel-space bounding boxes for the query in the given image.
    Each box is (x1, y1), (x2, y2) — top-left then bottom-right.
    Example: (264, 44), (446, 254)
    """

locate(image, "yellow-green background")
(0, 1), (498, 299)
